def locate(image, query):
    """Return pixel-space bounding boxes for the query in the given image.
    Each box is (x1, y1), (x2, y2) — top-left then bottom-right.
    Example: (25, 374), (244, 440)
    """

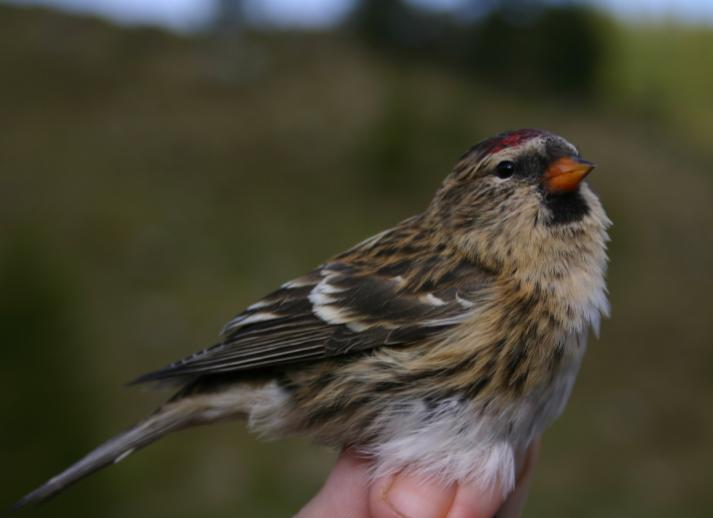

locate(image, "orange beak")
(544, 156), (595, 194)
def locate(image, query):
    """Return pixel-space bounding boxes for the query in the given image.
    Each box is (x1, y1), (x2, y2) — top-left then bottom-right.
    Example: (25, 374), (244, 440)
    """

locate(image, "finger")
(443, 479), (507, 518)
(296, 450), (372, 518)
(299, 439), (541, 518)
(494, 439), (541, 518)
(369, 469), (457, 518)
(369, 469), (508, 518)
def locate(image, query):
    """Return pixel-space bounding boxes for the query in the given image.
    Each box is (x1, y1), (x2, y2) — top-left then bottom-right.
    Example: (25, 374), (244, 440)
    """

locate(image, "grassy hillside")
(1, 5), (712, 517)
(602, 23), (713, 152)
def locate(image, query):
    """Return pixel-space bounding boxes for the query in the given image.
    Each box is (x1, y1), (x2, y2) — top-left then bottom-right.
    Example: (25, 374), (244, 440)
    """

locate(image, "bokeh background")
(1, 0), (712, 516)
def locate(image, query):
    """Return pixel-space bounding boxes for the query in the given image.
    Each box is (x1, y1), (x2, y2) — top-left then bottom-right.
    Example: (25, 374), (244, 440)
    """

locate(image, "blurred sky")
(5, 0), (713, 31)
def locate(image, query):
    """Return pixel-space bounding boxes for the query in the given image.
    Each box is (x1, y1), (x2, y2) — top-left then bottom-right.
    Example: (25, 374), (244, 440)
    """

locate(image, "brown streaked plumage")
(13, 129), (610, 510)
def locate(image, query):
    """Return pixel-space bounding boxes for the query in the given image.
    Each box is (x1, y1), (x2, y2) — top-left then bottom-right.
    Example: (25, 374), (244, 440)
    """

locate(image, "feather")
(133, 220), (491, 383)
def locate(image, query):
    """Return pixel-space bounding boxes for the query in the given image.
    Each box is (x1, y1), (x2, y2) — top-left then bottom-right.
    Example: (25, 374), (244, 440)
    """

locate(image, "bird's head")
(429, 129), (610, 276)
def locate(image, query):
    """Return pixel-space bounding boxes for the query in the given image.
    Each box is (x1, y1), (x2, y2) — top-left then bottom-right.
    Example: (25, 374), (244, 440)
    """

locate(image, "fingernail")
(383, 471), (457, 518)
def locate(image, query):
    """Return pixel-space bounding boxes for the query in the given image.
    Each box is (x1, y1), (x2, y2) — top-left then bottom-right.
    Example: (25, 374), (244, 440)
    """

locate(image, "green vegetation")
(1, 4), (711, 517)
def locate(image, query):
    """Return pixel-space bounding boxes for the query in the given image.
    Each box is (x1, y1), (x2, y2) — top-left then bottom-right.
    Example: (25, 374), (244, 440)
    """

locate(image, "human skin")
(297, 439), (540, 518)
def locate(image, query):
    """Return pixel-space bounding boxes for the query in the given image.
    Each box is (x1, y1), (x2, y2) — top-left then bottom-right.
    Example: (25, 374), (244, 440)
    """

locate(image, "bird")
(13, 128), (610, 510)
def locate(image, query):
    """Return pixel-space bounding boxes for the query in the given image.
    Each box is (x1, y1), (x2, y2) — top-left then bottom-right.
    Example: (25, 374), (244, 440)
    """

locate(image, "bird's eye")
(495, 161), (514, 179)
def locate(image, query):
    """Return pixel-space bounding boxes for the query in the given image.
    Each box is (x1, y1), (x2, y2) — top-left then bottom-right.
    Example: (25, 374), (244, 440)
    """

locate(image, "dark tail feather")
(11, 403), (194, 512)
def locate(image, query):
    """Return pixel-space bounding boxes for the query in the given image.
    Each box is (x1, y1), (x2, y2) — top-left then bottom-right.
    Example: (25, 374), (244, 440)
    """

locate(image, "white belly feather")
(361, 330), (588, 495)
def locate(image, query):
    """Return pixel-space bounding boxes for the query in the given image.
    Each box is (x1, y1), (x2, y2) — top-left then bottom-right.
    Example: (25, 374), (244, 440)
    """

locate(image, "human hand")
(296, 439), (540, 518)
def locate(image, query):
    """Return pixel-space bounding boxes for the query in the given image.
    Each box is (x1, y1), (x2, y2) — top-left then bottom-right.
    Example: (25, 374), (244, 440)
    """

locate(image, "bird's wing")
(133, 231), (491, 383)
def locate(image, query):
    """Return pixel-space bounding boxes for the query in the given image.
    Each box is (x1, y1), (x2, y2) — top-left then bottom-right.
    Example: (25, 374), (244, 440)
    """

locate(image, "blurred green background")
(1, 1), (712, 516)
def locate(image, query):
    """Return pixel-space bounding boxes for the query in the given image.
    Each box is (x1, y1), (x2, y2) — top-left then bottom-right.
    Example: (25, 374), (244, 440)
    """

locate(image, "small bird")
(13, 129), (610, 510)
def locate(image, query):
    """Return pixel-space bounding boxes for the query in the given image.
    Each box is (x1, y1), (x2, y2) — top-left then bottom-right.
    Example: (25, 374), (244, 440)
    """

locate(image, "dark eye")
(495, 161), (514, 179)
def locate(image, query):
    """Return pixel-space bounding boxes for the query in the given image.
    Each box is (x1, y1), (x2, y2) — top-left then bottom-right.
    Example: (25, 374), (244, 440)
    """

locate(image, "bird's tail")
(11, 399), (199, 512)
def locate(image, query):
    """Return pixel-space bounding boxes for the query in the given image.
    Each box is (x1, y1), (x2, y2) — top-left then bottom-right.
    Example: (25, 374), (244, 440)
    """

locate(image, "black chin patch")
(544, 189), (590, 225)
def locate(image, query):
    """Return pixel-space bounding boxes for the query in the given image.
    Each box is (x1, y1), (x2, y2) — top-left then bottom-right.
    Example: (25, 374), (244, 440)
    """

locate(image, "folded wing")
(134, 237), (490, 383)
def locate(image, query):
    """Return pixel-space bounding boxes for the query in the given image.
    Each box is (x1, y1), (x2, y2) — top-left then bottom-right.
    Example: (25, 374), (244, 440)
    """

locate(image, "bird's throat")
(544, 189), (590, 225)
